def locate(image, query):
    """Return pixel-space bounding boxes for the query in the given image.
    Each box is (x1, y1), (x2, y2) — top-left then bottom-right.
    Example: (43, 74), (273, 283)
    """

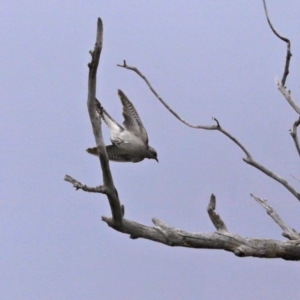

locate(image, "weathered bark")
(101, 219), (299, 261)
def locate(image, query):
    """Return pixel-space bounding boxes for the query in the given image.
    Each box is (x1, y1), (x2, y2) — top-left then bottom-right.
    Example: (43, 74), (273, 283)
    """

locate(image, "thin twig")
(64, 175), (106, 193)
(118, 61), (251, 159)
(290, 116), (300, 156)
(118, 61), (300, 202)
(262, 0), (292, 86)
(251, 193), (300, 240)
(117, 60), (216, 130)
(244, 158), (300, 201)
(290, 174), (300, 183)
(276, 79), (300, 115)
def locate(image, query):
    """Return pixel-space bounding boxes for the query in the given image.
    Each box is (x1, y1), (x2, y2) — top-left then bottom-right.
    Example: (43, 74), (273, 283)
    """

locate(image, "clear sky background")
(1, 1), (300, 299)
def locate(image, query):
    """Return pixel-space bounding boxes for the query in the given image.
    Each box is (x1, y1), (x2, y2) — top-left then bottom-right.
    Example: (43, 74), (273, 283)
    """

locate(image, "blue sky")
(1, 1), (300, 299)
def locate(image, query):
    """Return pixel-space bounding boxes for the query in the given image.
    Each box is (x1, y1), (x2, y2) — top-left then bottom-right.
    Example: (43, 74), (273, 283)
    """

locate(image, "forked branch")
(102, 194), (300, 260)
(117, 61), (300, 202)
(65, 18), (123, 227)
(87, 19), (123, 226)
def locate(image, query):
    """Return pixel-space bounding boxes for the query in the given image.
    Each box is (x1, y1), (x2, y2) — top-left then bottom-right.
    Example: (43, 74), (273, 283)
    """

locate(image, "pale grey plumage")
(86, 89), (158, 163)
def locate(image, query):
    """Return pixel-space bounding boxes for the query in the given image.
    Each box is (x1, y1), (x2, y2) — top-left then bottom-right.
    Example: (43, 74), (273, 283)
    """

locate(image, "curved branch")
(117, 61), (251, 159)
(117, 61), (216, 130)
(262, 0), (292, 86)
(102, 195), (300, 260)
(290, 117), (300, 156)
(262, 1), (300, 116)
(118, 61), (300, 202)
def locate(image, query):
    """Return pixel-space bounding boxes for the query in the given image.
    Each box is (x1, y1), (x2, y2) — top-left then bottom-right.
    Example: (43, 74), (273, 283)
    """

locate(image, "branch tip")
(152, 218), (168, 229)
(251, 193), (300, 240)
(207, 194), (228, 232)
(208, 194), (216, 210)
(212, 117), (220, 127)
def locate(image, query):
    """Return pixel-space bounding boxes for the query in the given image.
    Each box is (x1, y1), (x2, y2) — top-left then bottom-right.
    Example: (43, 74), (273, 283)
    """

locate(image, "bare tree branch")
(117, 61), (300, 202)
(102, 194), (300, 260)
(262, 1), (300, 116)
(243, 157), (300, 201)
(65, 19), (123, 227)
(251, 193), (300, 241)
(290, 117), (300, 156)
(87, 19), (123, 227)
(117, 60), (217, 130)
(207, 194), (228, 232)
(64, 175), (106, 193)
(276, 79), (300, 115)
(117, 61), (251, 158)
(262, 0), (292, 86)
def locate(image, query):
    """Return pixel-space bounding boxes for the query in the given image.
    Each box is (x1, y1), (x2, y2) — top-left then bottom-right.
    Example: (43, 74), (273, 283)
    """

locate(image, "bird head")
(147, 146), (158, 162)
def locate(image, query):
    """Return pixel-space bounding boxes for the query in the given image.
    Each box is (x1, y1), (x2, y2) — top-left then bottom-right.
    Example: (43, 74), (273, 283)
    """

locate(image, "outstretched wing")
(86, 145), (132, 162)
(95, 98), (124, 133)
(118, 90), (148, 144)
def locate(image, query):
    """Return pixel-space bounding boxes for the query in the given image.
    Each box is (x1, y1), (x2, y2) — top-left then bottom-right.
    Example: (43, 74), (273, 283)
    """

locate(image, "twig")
(290, 116), (300, 156)
(64, 175), (106, 193)
(207, 194), (228, 232)
(290, 174), (300, 183)
(118, 61), (300, 202)
(244, 157), (300, 201)
(276, 79), (300, 115)
(251, 193), (300, 240)
(262, 0), (292, 86)
(117, 60), (217, 130)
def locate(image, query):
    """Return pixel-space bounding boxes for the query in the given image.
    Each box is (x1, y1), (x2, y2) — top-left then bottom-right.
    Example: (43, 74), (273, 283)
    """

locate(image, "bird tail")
(86, 145), (131, 162)
(86, 147), (98, 156)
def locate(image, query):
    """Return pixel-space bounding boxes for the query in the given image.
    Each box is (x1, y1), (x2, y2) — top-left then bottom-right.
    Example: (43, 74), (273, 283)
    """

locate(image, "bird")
(86, 89), (158, 163)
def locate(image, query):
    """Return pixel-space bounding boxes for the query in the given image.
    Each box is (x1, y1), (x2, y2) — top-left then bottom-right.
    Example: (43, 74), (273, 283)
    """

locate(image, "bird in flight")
(86, 89), (158, 163)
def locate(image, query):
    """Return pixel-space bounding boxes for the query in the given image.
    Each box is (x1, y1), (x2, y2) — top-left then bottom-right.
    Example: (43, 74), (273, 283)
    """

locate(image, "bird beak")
(155, 158), (159, 162)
